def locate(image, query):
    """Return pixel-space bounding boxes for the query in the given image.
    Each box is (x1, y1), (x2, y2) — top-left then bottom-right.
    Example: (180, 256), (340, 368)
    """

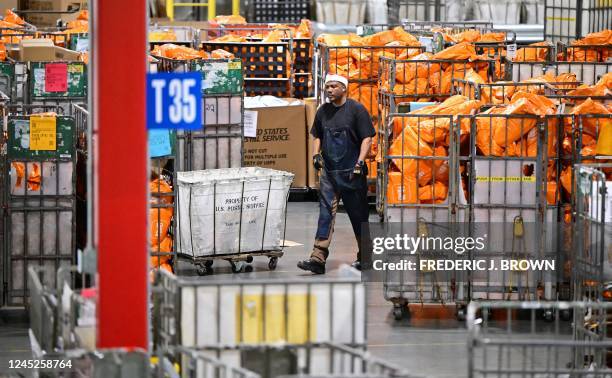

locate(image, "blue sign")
(148, 129), (172, 158)
(147, 72), (202, 130)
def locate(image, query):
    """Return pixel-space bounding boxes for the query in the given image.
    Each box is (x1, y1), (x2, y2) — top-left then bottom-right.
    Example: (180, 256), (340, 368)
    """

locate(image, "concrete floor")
(0, 201), (597, 377)
(175, 201), (473, 378)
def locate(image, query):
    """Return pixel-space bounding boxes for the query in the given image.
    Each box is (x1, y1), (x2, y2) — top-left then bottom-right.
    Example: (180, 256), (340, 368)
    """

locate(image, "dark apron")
(316, 105), (369, 240)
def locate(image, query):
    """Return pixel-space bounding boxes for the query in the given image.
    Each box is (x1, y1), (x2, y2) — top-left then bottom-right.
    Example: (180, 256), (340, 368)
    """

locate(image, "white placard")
(75, 38), (89, 52)
(418, 36), (433, 53)
(507, 43), (517, 60)
(243, 110), (258, 138)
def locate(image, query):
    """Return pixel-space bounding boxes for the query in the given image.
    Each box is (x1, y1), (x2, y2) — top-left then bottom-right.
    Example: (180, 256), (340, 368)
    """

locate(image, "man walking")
(297, 74), (375, 274)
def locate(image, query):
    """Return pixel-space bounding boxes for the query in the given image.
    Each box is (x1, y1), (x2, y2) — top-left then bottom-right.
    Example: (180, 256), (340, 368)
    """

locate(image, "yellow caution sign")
(29, 115), (56, 151)
(236, 293), (317, 344)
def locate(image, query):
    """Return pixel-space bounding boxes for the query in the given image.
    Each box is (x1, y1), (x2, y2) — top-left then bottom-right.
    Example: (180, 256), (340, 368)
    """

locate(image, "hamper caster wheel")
(196, 266), (211, 276)
(456, 307), (466, 321)
(230, 260), (246, 273)
(560, 309), (571, 321)
(393, 307), (403, 321)
(543, 309), (554, 322)
(268, 257), (278, 270)
(246, 256), (254, 263)
(204, 260), (213, 268)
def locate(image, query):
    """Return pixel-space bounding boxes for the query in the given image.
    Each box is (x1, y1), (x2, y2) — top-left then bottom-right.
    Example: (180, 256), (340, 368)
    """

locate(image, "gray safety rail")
(401, 21), (494, 31)
(28, 265), (94, 354)
(28, 348), (150, 378)
(357, 23), (515, 57)
(152, 267), (366, 349)
(378, 112), (469, 320)
(149, 25), (198, 47)
(451, 78), (610, 107)
(468, 113), (560, 308)
(196, 342), (418, 378)
(556, 41), (612, 63)
(544, 0), (612, 43)
(573, 164), (611, 303)
(467, 301), (612, 377)
(3, 113), (76, 306)
(505, 59), (612, 85)
(156, 346), (262, 378)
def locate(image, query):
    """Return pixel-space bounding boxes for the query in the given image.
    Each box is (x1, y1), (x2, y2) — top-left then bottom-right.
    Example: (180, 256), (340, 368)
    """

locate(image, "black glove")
(313, 153), (324, 170)
(353, 160), (365, 176)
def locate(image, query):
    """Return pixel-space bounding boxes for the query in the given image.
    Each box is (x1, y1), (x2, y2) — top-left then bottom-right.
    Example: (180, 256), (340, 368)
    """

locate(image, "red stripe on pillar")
(95, 0), (148, 349)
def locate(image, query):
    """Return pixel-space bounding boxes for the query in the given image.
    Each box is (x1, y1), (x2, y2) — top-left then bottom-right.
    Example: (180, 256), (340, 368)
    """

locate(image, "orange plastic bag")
(546, 181), (558, 205)
(4, 9), (25, 25)
(418, 182), (448, 203)
(480, 32), (506, 42)
(387, 171), (418, 204)
(348, 83), (379, 117)
(451, 30), (481, 43)
(151, 43), (208, 60)
(12, 162), (41, 191)
(432, 42), (478, 60)
(565, 98), (611, 138)
(514, 41), (552, 62)
(389, 124), (447, 186)
(212, 15), (247, 24)
(0, 42), (6, 61)
(295, 19), (313, 38)
(391, 26), (420, 46)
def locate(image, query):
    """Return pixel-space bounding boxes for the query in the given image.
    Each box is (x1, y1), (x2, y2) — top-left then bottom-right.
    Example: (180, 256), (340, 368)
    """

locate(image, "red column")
(94, 0), (149, 349)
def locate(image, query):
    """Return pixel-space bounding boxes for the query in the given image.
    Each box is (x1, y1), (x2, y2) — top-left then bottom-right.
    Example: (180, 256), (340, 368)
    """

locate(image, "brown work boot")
(297, 259), (326, 274)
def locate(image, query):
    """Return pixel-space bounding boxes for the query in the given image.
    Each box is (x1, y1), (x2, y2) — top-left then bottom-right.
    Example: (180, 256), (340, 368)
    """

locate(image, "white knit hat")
(324, 74), (348, 88)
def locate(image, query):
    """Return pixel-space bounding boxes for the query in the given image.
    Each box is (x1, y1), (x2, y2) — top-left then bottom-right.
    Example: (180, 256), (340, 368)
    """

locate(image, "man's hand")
(353, 160), (364, 176)
(313, 153), (324, 170)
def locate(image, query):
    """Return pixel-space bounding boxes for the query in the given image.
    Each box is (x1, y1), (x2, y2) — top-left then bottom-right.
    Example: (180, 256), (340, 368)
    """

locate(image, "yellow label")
(236, 293), (317, 344)
(68, 64), (83, 74)
(228, 61), (241, 70)
(545, 17), (576, 21)
(29, 115), (56, 151)
(476, 176), (536, 182)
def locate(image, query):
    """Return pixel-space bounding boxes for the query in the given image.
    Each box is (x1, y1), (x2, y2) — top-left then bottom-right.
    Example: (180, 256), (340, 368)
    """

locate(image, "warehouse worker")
(297, 74), (375, 274)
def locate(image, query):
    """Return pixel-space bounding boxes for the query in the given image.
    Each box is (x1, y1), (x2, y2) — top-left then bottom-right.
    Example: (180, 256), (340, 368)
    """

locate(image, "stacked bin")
(27, 60), (88, 115)
(217, 23), (314, 98)
(151, 54), (246, 275)
(544, 0), (612, 43)
(317, 41), (425, 197)
(150, 268), (403, 377)
(2, 113), (76, 306)
(468, 112), (559, 305)
(378, 112), (470, 320)
(200, 27), (294, 97)
(572, 164), (611, 302)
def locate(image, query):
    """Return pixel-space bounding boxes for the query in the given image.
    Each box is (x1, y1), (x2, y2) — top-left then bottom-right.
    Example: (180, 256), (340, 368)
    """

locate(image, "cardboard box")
(15, 39), (80, 62)
(304, 97), (319, 189)
(54, 46), (80, 61)
(26, 0), (86, 27)
(19, 39), (55, 61)
(244, 99), (308, 188)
